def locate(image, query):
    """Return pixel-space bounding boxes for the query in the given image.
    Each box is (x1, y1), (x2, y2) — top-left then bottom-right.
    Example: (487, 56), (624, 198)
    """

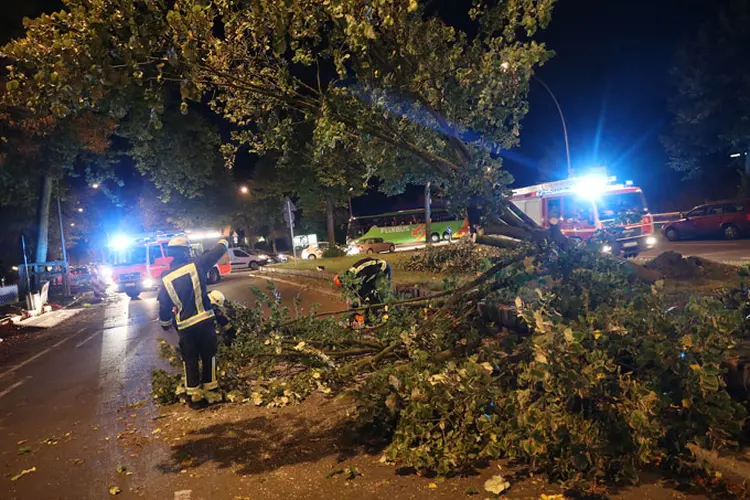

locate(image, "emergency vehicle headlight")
(142, 277), (154, 288)
(101, 266), (113, 279)
(646, 236), (657, 247)
(574, 175), (609, 200)
(110, 233), (131, 249)
(601, 244), (613, 254)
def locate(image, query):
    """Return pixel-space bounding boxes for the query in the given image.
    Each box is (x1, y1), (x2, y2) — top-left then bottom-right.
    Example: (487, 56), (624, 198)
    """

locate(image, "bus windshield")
(596, 191), (647, 222)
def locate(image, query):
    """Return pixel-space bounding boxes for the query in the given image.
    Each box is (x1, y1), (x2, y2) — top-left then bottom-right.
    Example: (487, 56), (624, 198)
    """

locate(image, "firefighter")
(333, 257), (392, 327)
(158, 236), (229, 409)
(208, 289), (237, 347)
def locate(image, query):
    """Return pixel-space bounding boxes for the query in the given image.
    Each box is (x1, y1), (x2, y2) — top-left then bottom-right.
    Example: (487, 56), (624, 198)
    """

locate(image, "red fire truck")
(101, 231), (231, 298)
(509, 175), (658, 257)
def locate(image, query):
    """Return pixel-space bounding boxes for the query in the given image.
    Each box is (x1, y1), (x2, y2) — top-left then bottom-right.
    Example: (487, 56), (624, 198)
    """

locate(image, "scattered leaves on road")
(484, 474), (511, 495)
(10, 467), (36, 481)
(17, 445), (32, 455)
(42, 436), (58, 445)
(109, 485), (122, 495)
(428, 482), (438, 489)
(116, 465), (127, 474)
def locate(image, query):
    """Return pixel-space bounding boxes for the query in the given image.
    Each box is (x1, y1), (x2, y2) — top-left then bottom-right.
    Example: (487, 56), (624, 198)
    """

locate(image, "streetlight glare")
(77, 207), (84, 213)
(91, 183), (100, 189)
(240, 185), (249, 194)
(70, 222), (75, 227)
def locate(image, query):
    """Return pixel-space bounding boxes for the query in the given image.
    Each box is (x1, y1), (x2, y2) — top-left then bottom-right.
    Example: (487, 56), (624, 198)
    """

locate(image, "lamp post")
(533, 75), (572, 177)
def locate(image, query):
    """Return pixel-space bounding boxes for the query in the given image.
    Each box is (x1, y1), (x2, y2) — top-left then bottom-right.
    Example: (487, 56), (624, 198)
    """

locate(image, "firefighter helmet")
(208, 290), (225, 307)
(168, 236), (190, 247)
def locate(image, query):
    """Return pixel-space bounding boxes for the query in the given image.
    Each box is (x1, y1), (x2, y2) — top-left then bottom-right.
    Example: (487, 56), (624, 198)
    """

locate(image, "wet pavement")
(0, 274), (342, 499)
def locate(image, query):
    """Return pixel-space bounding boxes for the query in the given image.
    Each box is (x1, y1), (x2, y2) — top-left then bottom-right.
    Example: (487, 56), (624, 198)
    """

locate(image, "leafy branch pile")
(154, 242), (750, 483)
(396, 238), (508, 274)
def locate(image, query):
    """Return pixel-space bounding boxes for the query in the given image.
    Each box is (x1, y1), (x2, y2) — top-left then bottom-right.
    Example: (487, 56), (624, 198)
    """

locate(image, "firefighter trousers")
(178, 320), (218, 399)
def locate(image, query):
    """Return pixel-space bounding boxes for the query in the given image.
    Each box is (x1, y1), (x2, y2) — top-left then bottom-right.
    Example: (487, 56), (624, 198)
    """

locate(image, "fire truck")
(509, 174), (658, 257)
(101, 231), (231, 298)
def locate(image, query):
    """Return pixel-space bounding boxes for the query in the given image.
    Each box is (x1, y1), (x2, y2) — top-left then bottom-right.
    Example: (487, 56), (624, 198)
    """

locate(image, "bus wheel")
(430, 233), (441, 243)
(207, 267), (220, 284)
(442, 232), (452, 241)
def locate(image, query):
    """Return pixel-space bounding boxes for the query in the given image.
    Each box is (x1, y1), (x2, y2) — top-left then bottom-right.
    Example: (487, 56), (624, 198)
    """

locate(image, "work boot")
(188, 399), (209, 410)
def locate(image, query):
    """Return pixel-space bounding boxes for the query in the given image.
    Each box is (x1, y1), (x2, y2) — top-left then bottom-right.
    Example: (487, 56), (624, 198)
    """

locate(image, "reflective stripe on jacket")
(158, 240), (228, 331)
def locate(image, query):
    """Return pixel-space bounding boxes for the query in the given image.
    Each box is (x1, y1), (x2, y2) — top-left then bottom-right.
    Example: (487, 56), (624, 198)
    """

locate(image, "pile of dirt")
(645, 251), (736, 280)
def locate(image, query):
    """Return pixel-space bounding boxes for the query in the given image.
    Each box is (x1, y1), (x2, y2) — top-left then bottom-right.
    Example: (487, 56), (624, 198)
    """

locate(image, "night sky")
(1, 0), (719, 213)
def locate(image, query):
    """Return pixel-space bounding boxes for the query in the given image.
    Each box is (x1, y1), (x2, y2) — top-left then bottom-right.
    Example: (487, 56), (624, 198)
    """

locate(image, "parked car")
(228, 247), (270, 270)
(662, 199), (750, 241)
(355, 237), (396, 254)
(301, 242), (329, 260)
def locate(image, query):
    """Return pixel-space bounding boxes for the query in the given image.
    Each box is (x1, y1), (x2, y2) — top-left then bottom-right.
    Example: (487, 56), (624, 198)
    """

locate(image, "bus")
(346, 208), (470, 247)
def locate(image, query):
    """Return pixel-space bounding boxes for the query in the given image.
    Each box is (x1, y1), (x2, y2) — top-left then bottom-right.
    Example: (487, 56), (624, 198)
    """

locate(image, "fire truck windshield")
(596, 191), (646, 221)
(108, 246), (152, 266)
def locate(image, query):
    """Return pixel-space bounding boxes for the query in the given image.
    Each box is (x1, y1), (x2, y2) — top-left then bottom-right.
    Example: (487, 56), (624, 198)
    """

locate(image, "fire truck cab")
(509, 175), (658, 257)
(101, 231), (231, 298)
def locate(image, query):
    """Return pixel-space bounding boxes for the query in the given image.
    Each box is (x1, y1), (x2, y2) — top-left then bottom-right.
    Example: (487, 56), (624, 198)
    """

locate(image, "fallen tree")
(153, 223), (750, 484)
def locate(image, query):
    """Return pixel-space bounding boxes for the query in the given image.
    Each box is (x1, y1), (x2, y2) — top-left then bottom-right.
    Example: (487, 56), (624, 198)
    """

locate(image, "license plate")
(623, 241), (638, 248)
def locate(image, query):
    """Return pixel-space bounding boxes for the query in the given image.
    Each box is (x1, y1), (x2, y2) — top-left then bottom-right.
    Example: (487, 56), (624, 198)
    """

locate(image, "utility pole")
(35, 175), (52, 263)
(56, 195), (70, 296)
(283, 197), (297, 260)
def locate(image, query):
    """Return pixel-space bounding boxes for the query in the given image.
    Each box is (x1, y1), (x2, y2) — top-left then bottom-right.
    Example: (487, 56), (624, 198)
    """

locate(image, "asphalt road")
(0, 273), (342, 499)
(641, 237), (750, 262)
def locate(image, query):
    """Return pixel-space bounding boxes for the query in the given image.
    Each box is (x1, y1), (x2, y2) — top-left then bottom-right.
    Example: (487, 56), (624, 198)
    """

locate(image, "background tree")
(2, 0), (555, 237)
(664, 0), (750, 194)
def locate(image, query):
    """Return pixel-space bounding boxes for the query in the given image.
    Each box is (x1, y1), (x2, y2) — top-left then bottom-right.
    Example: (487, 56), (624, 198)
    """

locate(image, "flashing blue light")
(573, 174), (609, 200)
(109, 234), (131, 250)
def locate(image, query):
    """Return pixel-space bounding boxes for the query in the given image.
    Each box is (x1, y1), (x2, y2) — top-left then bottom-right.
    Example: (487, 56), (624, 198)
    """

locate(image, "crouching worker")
(208, 290), (237, 347)
(333, 257), (392, 328)
(158, 236), (229, 409)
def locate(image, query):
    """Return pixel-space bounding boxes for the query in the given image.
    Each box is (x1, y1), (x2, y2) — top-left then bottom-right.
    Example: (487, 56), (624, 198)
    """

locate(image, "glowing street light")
(77, 207), (84, 213)
(730, 152), (743, 158)
(91, 183), (100, 189)
(239, 185), (249, 194)
(70, 222), (75, 227)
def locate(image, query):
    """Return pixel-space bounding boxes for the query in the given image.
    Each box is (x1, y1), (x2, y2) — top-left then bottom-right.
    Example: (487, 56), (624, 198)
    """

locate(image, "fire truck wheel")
(207, 267), (221, 284)
(126, 290), (141, 299)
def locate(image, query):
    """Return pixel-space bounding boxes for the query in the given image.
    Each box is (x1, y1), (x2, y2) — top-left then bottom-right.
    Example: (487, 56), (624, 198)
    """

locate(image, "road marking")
(248, 274), (340, 298)
(0, 376), (31, 399)
(0, 327), (87, 380)
(75, 330), (102, 348)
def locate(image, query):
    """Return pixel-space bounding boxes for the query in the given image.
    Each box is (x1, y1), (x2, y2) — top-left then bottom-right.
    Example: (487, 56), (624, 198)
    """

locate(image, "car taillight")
(745, 213), (750, 222)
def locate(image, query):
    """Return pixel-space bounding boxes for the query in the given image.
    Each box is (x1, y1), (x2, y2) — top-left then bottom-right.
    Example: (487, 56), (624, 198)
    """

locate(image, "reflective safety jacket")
(344, 257), (392, 304)
(158, 240), (229, 331)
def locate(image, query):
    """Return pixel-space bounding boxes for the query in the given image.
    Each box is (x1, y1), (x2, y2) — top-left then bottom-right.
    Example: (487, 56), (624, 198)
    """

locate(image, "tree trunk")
(326, 197), (336, 245)
(35, 174), (52, 263)
(424, 182), (432, 246)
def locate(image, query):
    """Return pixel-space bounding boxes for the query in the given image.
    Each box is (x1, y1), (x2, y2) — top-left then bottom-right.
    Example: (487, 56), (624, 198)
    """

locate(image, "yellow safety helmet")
(208, 289), (226, 307)
(168, 236), (190, 247)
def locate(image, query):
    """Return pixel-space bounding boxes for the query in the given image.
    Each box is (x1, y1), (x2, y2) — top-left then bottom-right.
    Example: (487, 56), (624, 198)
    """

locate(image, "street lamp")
(70, 222), (75, 227)
(532, 76), (572, 177)
(239, 185), (249, 195)
(77, 207), (84, 213)
(91, 183), (100, 189)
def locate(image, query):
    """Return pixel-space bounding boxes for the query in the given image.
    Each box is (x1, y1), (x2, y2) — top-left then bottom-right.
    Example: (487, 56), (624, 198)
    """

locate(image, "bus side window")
(547, 198), (562, 221)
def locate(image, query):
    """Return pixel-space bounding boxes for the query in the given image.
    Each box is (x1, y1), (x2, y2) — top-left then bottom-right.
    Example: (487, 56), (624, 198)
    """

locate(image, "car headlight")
(645, 236), (657, 247)
(601, 244), (613, 254)
(142, 277), (154, 288)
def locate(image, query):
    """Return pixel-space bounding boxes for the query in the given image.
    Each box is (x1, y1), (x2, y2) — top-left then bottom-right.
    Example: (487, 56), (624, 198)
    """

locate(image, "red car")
(662, 199), (750, 241)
